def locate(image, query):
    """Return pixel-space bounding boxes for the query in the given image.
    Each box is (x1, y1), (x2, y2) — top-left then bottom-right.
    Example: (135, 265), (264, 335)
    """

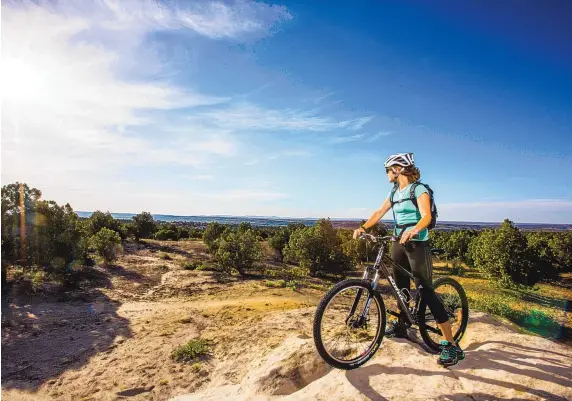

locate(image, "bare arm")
(413, 192), (432, 232)
(362, 197), (392, 230)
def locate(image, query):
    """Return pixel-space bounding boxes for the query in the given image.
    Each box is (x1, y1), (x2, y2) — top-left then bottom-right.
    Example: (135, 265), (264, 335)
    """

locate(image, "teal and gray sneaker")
(437, 340), (465, 367)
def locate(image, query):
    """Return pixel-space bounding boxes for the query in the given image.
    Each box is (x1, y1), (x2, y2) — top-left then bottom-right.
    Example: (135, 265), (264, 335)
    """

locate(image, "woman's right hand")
(353, 227), (365, 239)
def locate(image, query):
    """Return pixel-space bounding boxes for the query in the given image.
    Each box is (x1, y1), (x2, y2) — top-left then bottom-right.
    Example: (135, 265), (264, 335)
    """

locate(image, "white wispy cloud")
(331, 133), (366, 144)
(349, 116), (374, 130)
(190, 103), (359, 132)
(366, 131), (393, 142)
(331, 131), (391, 144)
(33, 0), (292, 40)
(174, 0), (292, 39)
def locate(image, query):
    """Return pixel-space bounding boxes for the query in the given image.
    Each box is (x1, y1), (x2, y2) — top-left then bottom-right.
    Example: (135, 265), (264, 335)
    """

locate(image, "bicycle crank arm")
(425, 325), (442, 335)
(386, 309), (401, 318)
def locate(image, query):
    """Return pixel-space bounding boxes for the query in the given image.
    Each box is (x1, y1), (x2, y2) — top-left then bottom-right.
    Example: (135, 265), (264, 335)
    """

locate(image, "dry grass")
(433, 262), (571, 341)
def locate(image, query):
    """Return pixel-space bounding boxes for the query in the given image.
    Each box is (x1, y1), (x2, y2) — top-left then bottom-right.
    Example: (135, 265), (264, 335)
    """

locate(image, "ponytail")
(401, 166), (421, 182)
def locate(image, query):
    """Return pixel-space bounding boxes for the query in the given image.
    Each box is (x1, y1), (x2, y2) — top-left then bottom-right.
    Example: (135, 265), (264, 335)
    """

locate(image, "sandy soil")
(2, 239), (571, 401)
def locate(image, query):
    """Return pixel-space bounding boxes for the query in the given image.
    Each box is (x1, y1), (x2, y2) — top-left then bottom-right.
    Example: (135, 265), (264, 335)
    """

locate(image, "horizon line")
(75, 211), (572, 227)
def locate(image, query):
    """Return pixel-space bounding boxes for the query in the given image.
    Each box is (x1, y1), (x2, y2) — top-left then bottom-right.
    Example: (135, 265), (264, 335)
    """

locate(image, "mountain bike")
(313, 233), (469, 370)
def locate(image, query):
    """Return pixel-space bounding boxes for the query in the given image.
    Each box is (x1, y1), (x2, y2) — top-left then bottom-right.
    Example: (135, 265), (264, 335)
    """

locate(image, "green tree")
(525, 232), (558, 281)
(215, 229), (263, 275)
(548, 232), (572, 272)
(238, 222), (253, 233)
(188, 227), (203, 239)
(470, 219), (534, 286)
(130, 212), (157, 241)
(34, 200), (87, 270)
(269, 227), (291, 261)
(448, 230), (480, 264)
(87, 210), (126, 239)
(268, 223), (309, 261)
(1, 182), (89, 275)
(89, 228), (123, 266)
(203, 222), (227, 253)
(178, 227), (191, 240)
(287, 222), (306, 232)
(153, 222), (183, 241)
(429, 231), (452, 253)
(1, 182), (42, 266)
(283, 219), (353, 276)
(338, 222), (388, 265)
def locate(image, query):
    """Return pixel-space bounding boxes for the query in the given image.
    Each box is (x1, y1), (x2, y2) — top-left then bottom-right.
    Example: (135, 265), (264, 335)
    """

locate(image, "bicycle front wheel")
(418, 277), (469, 353)
(313, 279), (386, 370)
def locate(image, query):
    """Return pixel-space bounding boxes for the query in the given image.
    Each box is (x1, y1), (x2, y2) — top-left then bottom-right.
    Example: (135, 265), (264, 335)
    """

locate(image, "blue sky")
(2, 0), (571, 223)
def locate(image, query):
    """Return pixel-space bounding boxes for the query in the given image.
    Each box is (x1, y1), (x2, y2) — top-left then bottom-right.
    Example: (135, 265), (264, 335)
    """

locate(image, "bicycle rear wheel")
(418, 277), (469, 353)
(313, 279), (386, 370)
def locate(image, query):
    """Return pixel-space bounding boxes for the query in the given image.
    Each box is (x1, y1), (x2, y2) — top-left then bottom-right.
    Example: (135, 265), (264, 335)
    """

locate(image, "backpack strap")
(389, 183), (398, 207)
(389, 183), (399, 233)
(410, 182), (421, 210)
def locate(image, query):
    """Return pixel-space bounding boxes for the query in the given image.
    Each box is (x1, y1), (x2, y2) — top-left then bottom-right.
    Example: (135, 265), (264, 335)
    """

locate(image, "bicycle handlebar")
(358, 233), (400, 243)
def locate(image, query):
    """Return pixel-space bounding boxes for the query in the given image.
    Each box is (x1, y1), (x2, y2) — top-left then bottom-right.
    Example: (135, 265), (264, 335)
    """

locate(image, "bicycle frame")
(348, 236), (422, 327)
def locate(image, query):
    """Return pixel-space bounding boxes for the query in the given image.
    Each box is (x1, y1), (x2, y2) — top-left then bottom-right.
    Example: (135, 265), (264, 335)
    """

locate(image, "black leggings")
(391, 240), (449, 324)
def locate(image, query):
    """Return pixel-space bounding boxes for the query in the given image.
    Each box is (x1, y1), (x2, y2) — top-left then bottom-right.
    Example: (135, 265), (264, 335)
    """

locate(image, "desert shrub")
(89, 228), (123, 266)
(285, 280), (299, 291)
(264, 279), (286, 288)
(183, 261), (202, 270)
(154, 229), (179, 241)
(171, 339), (209, 363)
(195, 263), (214, 271)
(284, 266), (310, 281)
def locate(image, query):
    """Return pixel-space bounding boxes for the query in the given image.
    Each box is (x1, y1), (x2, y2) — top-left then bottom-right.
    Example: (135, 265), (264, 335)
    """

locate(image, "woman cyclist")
(353, 152), (465, 367)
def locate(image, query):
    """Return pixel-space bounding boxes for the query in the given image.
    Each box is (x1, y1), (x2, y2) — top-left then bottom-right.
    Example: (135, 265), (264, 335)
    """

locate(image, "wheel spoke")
(316, 283), (384, 365)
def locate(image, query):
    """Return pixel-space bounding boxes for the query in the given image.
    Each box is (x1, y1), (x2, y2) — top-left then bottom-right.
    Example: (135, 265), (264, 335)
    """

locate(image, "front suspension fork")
(346, 268), (379, 326)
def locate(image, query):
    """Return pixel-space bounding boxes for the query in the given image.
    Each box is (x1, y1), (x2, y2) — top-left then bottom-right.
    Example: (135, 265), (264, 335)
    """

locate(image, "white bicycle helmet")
(384, 152), (414, 168)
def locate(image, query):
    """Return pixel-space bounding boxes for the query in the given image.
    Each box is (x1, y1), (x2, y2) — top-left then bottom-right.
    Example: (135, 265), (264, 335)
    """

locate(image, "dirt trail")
(117, 295), (314, 317)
